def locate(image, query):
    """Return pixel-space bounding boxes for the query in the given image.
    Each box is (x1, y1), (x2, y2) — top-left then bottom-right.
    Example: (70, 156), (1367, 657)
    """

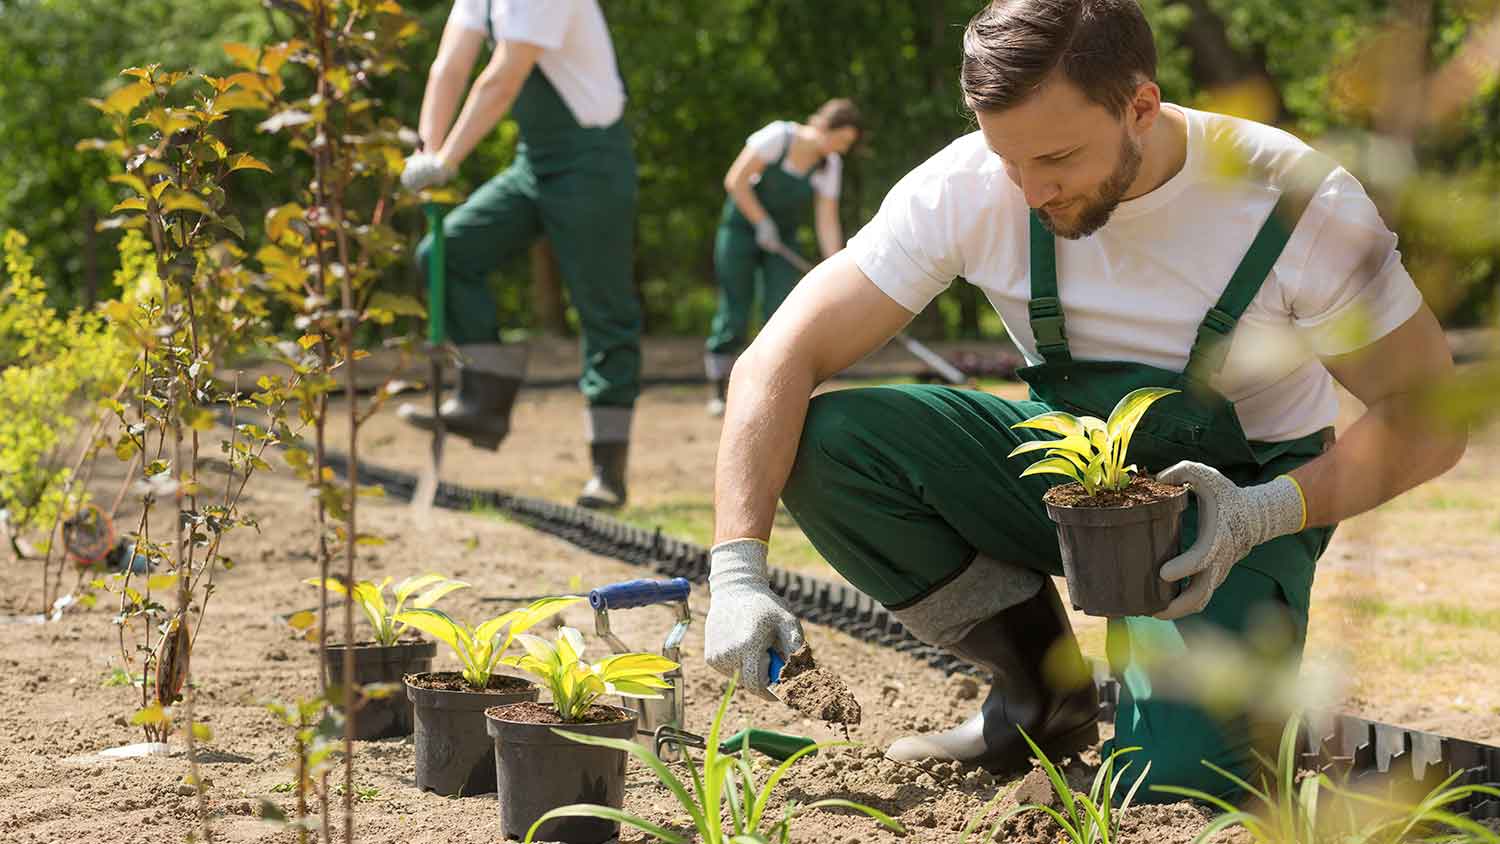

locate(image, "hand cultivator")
(588, 576), (814, 762)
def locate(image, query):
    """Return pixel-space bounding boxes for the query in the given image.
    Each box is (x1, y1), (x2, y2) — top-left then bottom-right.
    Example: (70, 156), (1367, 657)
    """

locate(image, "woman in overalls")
(703, 99), (862, 416)
(399, 0), (640, 509)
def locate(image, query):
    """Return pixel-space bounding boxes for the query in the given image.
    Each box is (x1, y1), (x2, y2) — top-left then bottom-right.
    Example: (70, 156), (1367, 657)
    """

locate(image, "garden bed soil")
(485, 701), (632, 725)
(405, 671), (533, 694)
(2, 359), (1496, 842)
(776, 645), (862, 726)
(1044, 477), (1187, 508)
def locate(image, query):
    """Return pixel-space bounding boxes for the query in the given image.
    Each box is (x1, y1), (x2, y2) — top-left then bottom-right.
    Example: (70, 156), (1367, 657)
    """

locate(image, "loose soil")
(404, 671), (534, 694)
(3, 341), (1496, 843)
(776, 645), (862, 727)
(1044, 477), (1188, 508)
(486, 702), (633, 725)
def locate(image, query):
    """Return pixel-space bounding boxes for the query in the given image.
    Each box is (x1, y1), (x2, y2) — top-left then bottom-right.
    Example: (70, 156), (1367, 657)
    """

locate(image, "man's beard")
(1037, 132), (1143, 240)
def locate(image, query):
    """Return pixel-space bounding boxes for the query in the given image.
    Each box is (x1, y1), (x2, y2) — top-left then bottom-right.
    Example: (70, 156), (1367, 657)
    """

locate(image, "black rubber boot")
(398, 366), (521, 451)
(885, 580), (1099, 772)
(576, 442), (628, 510)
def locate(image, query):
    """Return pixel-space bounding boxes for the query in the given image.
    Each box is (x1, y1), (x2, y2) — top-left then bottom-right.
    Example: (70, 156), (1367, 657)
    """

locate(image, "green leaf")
(1011, 411), (1084, 438)
(227, 153), (271, 173)
(111, 198), (147, 214)
(523, 805), (688, 844)
(146, 573), (179, 591)
(1018, 458), (1084, 484)
(131, 703), (169, 726)
(191, 722), (213, 742)
(393, 608), (471, 660)
(1105, 387), (1179, 468)
(286, 610), (317, 630)
(161, 191), (211, 215)
(367, 292), (427, 319)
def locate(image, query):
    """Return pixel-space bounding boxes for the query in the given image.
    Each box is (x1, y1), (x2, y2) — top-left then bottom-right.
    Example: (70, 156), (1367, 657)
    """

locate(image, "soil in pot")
(406, 671), (537, 797)
(486, 701), (637, 843)
(323, 638), (435, 740)
(776, 645), (862, 727)
(1043, 477), (1189, 618)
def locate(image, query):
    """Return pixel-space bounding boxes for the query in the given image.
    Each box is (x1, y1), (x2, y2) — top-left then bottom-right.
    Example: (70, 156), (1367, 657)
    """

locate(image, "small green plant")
(1007, 387), (1179, 495)
(394, 596), (582, 689)
(506, 626), (677, 722)
(961, 727), (1150, 844)
(524, 678), (905, 843)
(302, 573), (469, 647)
(1153, 716), (1500, 844)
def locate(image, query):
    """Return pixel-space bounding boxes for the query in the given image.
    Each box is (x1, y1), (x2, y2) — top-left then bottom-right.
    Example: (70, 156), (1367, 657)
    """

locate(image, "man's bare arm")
(713, 251), (914, 543)
(1290, 304), (1467, 526)
(436, 40), (543, 170)
(417, 19), (484, 153)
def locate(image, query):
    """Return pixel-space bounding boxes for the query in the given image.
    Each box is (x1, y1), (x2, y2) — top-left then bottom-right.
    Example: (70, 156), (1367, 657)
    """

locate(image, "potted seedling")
(487, 626), (678, 843)
(1008, 387), (1187, 617)
(395, 596), (582, 796)
(302, 573), (468, 740)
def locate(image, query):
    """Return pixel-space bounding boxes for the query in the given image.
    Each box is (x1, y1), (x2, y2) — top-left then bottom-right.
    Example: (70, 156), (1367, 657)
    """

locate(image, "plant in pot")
(1008, 387), (1186, 617)
(301, 573), (468, 740)
(488, 625), (679, 844)
(394, 596), (582, 796)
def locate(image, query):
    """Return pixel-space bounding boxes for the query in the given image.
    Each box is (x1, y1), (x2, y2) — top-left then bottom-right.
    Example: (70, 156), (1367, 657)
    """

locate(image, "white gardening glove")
(753, 217), (783, 252)
(401, 152), (454, 192)
(1153, 461), (1306, 620)
(704, 538), (806, 701)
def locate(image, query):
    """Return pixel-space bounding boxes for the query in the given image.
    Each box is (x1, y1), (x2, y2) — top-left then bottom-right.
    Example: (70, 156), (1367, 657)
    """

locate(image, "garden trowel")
(410, 203), (447, 514)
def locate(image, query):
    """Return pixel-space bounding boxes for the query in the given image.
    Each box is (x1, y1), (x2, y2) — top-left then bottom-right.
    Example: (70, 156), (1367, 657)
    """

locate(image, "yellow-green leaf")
(286, 610), (317, 630)
(111, 198), (147, 214)
(223, 42), (259, 70)
(393, 608), (470, 655)
(147, 573), (179, 591)
(411, 580), (468, 609)
(108, 173), (149, 197)
(265, 203), (304, 242)
(131, 703), (170, 726)
(1018, 458), (1084, 484)
(303, 576), (349, 598)
(162, 191), (211, 215)
(191, 722), (213, 742)
(1011, 411), (1085, 439)
(227, 153), (271, 173)
(94, 81), (153, 117)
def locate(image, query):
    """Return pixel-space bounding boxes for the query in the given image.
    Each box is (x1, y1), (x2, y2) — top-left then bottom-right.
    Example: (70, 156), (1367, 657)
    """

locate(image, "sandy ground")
(1, 338), (1495, 842)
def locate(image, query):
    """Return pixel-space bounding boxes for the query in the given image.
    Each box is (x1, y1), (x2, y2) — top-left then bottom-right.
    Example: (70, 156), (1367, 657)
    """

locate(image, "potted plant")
(1007, 387), (1187, 617)
(487, 626), (678, 843)
(395, 596), (582, 796)
(302, 573), (468, 740)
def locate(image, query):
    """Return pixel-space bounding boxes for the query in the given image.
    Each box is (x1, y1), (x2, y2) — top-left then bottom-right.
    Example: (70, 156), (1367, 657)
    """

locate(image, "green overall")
(418, 68), (641, 408)
(782, 157), (1338, 799)
(705, 126), (819, 359)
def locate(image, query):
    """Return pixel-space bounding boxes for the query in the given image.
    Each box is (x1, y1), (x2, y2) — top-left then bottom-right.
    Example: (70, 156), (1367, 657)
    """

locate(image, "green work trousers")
(705, 219), (803, 357)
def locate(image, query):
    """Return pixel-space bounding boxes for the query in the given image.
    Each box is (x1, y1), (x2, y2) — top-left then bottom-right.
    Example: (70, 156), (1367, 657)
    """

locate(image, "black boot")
(576, 442), (628, 510)
(885, 580), (1098, 772)
(398, 366), (521, 451)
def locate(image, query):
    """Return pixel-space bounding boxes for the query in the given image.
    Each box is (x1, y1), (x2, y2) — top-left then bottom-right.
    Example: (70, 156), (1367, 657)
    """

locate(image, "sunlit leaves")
(1008, 388), (1180, 495)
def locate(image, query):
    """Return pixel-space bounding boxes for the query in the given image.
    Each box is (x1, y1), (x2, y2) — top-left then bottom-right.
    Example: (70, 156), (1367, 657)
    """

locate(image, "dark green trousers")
(417, 148), (641, 407)
(781, 384), (1332, 800)
(704, 220), (803, 357)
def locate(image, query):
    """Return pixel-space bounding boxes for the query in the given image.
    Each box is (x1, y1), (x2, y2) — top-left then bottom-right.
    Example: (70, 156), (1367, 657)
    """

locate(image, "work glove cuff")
(709, 538), (770, 589)
(1247, 474), (1306, 544)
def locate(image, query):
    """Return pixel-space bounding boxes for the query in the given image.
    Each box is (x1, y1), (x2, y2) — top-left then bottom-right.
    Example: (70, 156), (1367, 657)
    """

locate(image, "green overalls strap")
(417, 63), (641, 407)
(782, 153), (1339, 801)
(706, 126), (820, 358)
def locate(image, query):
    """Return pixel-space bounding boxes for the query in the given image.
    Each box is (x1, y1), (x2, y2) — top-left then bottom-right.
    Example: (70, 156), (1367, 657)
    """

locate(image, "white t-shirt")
(746, 121), (843, 200)
(449, 0), (626, 127)
(846, 105), (1423, 442)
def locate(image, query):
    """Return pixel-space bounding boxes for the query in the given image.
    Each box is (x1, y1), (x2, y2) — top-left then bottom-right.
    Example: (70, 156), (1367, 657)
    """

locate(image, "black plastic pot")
(1046, 486), (1189, 618)
(406, 672), (538, 796)
(486, 704), (637, 843)
(323, 640), (436, 740)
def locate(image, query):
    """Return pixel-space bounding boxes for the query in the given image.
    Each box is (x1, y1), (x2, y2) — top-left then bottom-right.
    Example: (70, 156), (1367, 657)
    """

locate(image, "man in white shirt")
(398, 0), (640, 509)
(701, 0), (1464, 799)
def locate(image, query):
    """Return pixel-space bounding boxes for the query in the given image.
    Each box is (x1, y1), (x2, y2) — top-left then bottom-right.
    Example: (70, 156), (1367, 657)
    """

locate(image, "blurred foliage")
(1, 0), (1496, 337)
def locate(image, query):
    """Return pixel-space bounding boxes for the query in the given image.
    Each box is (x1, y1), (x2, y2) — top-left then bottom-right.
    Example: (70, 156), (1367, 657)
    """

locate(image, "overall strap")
(1186, 152), (1339, 379)
(1026, 211), (1071, 363)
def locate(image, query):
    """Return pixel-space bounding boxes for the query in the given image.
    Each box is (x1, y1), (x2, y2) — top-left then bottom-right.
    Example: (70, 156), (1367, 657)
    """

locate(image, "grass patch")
(1340, 595), (1500, 630)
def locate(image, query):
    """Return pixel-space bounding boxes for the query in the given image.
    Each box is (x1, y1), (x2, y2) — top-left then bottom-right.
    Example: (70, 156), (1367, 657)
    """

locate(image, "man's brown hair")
(961, 0), (1157, 115)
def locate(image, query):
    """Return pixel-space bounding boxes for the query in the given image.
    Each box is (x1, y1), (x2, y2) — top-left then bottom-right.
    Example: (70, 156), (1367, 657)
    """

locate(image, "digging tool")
(769, 244), (970, 386)
(588, 576), (811, 762)
(411, 203), (448, 513)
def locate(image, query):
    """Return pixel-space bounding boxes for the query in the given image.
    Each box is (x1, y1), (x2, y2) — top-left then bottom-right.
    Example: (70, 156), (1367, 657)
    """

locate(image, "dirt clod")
(775, 645), (862, 726)
(948, 674), (981, 701)
(1008, 766), (1059, 808)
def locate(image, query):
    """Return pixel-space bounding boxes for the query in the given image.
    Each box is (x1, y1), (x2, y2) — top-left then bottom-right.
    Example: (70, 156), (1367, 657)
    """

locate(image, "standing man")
(399, 0), (641, 509)
(702, 0), (1465, 798)
(703, 99), (862, 416)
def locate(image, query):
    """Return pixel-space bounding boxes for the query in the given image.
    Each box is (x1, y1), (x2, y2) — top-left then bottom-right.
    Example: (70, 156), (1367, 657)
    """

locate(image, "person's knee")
(782, 389), (879, 508)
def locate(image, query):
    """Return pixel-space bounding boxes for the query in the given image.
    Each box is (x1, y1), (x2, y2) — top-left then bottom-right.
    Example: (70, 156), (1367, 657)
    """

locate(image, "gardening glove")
(400, 152), (453, 192)
(704, 538), (805, 701)
(753, 217), (783, 252)
(1153, 461), (1306, 621)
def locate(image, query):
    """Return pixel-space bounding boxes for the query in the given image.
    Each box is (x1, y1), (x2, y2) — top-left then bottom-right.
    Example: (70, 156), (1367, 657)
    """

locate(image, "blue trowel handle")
(589, 577), (692, 611)
(767, 650), (786, 685)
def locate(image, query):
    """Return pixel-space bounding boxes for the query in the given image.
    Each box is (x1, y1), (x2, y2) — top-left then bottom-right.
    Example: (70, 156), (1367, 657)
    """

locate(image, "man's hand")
(754, 217), (783, 253)
(704, 538), (805, 700)
(401, 152), (454, 192)
(1153, 462), (1305, 620)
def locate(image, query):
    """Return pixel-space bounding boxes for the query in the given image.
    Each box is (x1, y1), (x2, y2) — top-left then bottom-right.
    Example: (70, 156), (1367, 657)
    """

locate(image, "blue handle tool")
(589, 578), (692, 611)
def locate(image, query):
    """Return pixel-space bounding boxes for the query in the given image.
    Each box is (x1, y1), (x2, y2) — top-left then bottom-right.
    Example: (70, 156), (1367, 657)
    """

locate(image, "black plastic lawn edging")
(318, 451), (1499, 819)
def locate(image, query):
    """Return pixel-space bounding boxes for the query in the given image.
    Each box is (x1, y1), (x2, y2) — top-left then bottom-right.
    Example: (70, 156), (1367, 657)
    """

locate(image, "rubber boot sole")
(400, 414), (507, 452)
